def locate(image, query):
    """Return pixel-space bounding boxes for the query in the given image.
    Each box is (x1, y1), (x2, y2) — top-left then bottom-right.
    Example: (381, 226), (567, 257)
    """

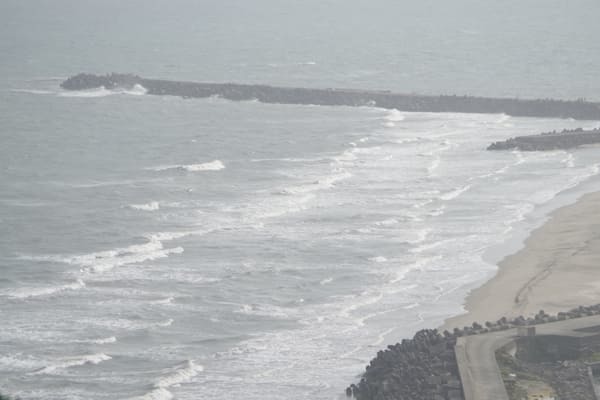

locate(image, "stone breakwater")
(347, 304), (600, 400)
(488, 128), (600, 151)
(61, 73), (600, 120)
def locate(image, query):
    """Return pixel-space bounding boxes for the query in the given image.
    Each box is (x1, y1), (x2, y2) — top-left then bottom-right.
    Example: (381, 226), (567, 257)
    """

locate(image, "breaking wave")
(279, 171), (352, 195)
(20, 234), (185, 274)
(150, 160), (225, 172)
(31, 353), (111, 375)
(10, 89), (54, 95)
(439, 184), (472, 201)
(4, 279), (86, 299)
(385, 109), (406, 122)
(58, 84), (148, 98)
(129, 360), (203, 400)
(130, 201), (160, 211)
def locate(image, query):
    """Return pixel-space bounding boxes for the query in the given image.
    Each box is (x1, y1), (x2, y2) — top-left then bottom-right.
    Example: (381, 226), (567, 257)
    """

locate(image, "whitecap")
(369, 256), (388, 263)
(10, 89), (54, 95)
(128, 361), (203, 400)
(155, 360), (204, 388)
(150, 297), (174, 305)
(319, 277), (333, 285)
(31, 353), (111, 375)
(156, 319), (174, 327)
(150, 160), (225, 172)
(128, 388), (173, 400)
(58, 84), (147, 98)
(428, 205), (446, 217)
(427, 157), (441, 175)
(123, 84), (148, 96)
(561, 152), (575, 168)
(20, 235), (185, 274)
(58, 86), (114, 98)
(407, 228), (431, 244)
(90, 336), (117, 344)
(385, 109), (405, 122)
(374, 218), (399, 227)
(279, 171), (352, 195)
(5, 279), (86, 299)
(236, 303), (296, 319)
(439, 184), (472, 201)
(130, 201), (160, 211)
(0, 354), (45, 371)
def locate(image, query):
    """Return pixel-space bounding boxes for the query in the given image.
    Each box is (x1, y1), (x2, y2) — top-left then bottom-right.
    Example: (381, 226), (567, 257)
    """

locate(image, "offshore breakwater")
(488, 127), (600, 151)
(61, 73), (600, 120)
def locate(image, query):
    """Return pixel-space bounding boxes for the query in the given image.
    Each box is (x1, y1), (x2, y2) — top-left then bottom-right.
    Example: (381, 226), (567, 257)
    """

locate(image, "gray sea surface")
(2, 1), (600, 399)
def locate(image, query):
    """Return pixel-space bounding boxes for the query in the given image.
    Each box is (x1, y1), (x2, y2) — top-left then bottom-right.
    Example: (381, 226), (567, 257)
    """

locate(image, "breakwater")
(61, 73), (600, 120)
(488, 128), (600, 151)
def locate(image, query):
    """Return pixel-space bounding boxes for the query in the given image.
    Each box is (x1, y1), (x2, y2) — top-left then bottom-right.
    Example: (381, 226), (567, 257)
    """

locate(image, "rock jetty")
(61, 73), (600, 120)
(488, 128), (600, 151)
(347, 329), (463, 400)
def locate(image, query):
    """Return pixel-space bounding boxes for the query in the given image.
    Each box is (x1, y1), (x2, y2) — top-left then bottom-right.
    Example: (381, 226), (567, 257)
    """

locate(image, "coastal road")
(456, 332), (514, 400)
(456, 315), (600, 400)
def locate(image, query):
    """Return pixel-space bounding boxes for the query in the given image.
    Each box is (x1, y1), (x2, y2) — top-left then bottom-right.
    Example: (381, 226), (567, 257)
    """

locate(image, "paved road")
(456, 315), (600, 400)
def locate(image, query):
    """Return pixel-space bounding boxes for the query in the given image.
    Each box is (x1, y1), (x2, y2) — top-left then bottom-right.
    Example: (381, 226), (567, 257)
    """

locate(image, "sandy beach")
(444, 191), (600, 330)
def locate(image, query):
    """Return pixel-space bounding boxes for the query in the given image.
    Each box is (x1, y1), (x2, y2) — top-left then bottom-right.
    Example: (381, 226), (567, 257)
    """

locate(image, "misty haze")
(2, 1), (600, 399)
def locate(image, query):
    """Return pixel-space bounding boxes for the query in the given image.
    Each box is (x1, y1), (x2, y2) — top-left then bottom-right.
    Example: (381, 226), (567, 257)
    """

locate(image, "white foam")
(11, 89), (54, 95)
(0, 354), (45, 371)
(32, 353), (111, 375)
(427, 157), (441, 175)
(385, 109), (405, 122)
(374, 218), (399, 227)
(150, 160), (225, 172)
(5, 279), (86, 299)
(319, 277), (333, 285)
(279, 171), (352, 195)
(151, 297), (175, 305)
(21, 235), (185, 274)
(91, 336), (117, 344)
(428, 205), (446, 217)
(130, 201), (160, 211)
(155, 360), (204, 388)
(410, 238), (457, 254)
(156, 318), (174, 327)
(68, 336), (118, 345)
(236, 303), (296, 319)
(58, 84), (147, 98)
(407, 228), (431, 244)
(59, 86), (114, 98)
(129, 361), (203, 400)
(561, 152), (575, 168)
(124, 84), (148, 96)
(439, 184), (472, 201)
(369, 256), (388, 263)
(129, 388), (173, 400)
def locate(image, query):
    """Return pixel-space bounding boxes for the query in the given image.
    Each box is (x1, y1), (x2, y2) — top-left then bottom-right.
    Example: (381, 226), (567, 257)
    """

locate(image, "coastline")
(443, 190), (600, 330)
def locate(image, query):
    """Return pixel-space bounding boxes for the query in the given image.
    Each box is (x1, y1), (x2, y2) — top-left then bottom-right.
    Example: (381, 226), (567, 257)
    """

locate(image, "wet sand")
(444, 191), (600, 330)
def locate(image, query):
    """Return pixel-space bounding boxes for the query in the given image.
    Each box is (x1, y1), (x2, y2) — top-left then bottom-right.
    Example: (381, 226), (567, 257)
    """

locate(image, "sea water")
(2, 1), (600, 399)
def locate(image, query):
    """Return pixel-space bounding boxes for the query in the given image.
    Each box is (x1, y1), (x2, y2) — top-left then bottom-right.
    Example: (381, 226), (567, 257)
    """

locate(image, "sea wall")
(61, 73), (600, 120)
(348, 305), (600, 400)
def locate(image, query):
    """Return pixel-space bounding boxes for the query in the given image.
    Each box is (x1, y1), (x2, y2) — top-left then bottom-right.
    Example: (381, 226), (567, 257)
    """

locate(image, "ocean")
(2, 1), (600, 399)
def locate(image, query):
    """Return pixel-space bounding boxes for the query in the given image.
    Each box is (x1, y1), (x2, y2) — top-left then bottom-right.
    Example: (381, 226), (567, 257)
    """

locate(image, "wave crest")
(151, 160), (225, 172)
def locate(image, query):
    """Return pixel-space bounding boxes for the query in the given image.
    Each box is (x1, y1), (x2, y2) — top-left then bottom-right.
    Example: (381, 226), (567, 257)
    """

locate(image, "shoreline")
(443, 189), (600, 331)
